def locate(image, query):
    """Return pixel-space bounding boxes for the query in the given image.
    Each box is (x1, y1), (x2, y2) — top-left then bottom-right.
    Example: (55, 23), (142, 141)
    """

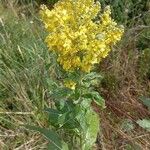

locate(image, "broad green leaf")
(67, 71), (81, 82)
(84, 109), (99, 150)
(75, 104), (88, 134)
(24, 125), (63, 150)
(82, 72), (102, 87)
(62, 142), (69, 150)
(137, 119), (150, 131)
(48, 141), (69, 150)
(62, 111), (80, 129)
(55, 100), (66, 111)
(83, 72), (102, 81)
(51, 88), (72, 100)
(44, 108), (62, 127)
(56, 100), (75, 113)
(92, 92), (105, 108)
(83, 91), (105, 108)
(44, 107), (79, 129)
(48, 142), (60, 150)
(140, 97), (150, 110)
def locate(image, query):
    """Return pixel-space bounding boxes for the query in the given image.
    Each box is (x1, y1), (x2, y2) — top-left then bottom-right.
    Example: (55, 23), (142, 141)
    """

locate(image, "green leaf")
(136, 119), (150, 131)
(83, 72), (102, 81)
(24, 125), (63, 150)
(51, 88), (72, 100)
(56, 100), (75, 113)
(140, 97), (150, 110)
(44, 108), (62, 127)
(48, 142), (60, 150)
(92, 92), (105, 108)
(46, 78), (58, 90)
(82, 72), (102, 87)
(61, 142), (69, 150)
(44, 103), (80, 129)
(67, 71), (81, 82)
(84, 109), (99, 149)
(62, 111), (80, 129)
(48, 141), (69, 150)
(121, 119), (135, 132)
(44, 108), (61, 114)
(55, 100), (66, 111)
(83, 91), (105, 108)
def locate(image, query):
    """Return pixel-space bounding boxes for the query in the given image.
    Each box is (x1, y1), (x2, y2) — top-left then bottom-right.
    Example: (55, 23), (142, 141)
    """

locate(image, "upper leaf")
(83, 91), (105, 108)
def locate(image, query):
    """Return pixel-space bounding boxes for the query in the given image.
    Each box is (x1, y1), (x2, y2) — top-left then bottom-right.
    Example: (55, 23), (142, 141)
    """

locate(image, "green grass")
(0, 4), (55, 149)
(0, 0), (150, 149)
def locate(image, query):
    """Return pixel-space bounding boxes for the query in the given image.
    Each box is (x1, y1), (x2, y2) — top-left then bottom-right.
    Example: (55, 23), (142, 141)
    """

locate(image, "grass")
(0, 1), (150, 150)
(0, 3), (53, 149)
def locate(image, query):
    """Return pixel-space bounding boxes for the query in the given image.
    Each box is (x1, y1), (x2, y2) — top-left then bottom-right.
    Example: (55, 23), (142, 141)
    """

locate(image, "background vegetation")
(0, 0), (150, 149)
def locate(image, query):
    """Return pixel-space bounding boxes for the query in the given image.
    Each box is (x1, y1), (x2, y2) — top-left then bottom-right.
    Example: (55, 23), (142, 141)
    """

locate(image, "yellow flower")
(40, 0), (124, 72)
(64, 80), (76, 90)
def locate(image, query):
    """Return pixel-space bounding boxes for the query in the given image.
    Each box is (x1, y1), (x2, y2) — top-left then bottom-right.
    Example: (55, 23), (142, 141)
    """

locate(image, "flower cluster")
(64, 80), (76, 90)
(40, 0), (124, 72)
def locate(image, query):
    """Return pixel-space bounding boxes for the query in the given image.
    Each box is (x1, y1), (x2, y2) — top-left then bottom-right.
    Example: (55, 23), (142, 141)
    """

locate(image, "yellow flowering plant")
(40, 0), (123, 72)
(25, 0), (123, 149)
